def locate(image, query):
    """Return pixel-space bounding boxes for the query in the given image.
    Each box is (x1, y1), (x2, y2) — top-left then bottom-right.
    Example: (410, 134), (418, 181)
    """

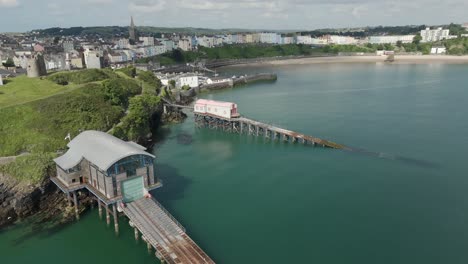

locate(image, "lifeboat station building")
(51, 130), (161, 222)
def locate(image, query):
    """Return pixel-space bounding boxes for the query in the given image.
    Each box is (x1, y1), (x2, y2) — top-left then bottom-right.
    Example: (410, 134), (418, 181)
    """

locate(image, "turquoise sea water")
(2, 63), (468, 264)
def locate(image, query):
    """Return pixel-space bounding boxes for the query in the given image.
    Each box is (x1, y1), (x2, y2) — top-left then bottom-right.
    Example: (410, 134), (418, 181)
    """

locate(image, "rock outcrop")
(0, 167), (72, 229)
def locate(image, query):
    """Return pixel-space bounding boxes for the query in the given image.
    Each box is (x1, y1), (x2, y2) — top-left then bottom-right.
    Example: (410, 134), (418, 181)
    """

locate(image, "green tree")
(413, 34), (422, 44)
(3, 58), (15, 68)
(384, 43), (394, 51)
(120, 95), (161, 141)
(117, 66), (136, 78)
(168, 80), (176, 88)
(138, 71), (162, 94)
(396, 41), (403, 48)
(101, 78), (141, 107)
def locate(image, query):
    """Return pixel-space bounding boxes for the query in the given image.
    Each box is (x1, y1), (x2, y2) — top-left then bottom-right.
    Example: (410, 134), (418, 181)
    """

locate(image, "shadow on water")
(152, 126), (172, 145)
(8, 212), (86, 247)
(151, 164), (192, 204)
(344, 147), (440, 169)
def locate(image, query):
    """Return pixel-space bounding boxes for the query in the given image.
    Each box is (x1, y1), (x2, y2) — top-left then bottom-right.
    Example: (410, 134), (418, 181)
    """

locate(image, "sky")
(0, 0), (467, 32)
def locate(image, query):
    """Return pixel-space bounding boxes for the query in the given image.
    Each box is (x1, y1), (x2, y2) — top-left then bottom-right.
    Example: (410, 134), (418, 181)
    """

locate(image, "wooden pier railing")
(123, 197), (215, 264)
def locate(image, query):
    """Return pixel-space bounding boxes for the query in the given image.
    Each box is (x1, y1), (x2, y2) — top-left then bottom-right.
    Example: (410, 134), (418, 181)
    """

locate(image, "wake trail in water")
(342, 146), (439, 169)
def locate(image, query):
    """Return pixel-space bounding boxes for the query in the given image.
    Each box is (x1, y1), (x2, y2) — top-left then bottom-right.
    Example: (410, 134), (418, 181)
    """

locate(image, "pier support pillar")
(98, 199), (103, 220)
(72, 191), (79, 221)
(147, 241), (152, 253)
(106, 206), (111, 227)
(256, 126), (259, 136)
(67, 192), (73, 207)
(113, 204), (119, 236)
(134, 227), (139, 241)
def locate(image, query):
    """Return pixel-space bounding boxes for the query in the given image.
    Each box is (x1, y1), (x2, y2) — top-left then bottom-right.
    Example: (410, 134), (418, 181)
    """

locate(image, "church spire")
(129, 16), (137, 43)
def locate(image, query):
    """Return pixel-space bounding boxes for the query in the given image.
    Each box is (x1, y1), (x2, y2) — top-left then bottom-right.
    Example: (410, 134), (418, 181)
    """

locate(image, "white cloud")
(129, 0), (166, 13)
(351, 5), (368, 19)
(0, 0), (18, 7)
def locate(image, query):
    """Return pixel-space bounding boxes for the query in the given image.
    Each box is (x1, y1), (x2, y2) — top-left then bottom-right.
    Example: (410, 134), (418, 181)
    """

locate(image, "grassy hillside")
(0, 69), (162, 184)
(0, 76), (79, 109)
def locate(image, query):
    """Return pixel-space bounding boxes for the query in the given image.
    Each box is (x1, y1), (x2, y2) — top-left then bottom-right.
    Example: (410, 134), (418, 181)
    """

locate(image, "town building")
(319, 35), (358, 45)
(84, 50), (103, 69)
(177, 75), (199, 88)
(159, 39), (175, 51)
(431, 46), (447, 54)
(71, 57), (84, 69)
(45, 53), (67, 71)
(52, 130), (160, 204)
(296, 35), (313, 45)
(420, 27), (450, 42)
(369, 35), (415, 44)
(281, 36), (295, 45)
(63, 40), (75, 52)
(117, 38), (130, 49)
(259, 33), (280, 44)
(34, 44), (45, 52)
(178, 38), (192, 51)
(245, 34), (254, 43)
(140, 37), (155, 46)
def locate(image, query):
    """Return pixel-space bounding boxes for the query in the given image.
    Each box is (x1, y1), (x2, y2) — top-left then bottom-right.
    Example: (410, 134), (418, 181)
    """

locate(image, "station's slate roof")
(54, 130), (154, 171)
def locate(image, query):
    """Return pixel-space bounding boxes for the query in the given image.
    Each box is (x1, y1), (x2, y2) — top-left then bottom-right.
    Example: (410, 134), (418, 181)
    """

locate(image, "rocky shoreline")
(0, 171), (71, 229)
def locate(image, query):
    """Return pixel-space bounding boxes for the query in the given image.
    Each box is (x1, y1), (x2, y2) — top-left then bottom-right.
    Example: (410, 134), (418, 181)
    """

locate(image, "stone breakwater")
(200, 73), (277, 92)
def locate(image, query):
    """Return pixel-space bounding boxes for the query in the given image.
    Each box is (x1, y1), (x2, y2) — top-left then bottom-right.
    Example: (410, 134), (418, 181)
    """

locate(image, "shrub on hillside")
(116, 66), (136, 78)
(119, 94), (162, 142)
(0, 152), (57, 184)
(102, 78), (142, 107)
(50, 74), (69, 85)
(47, 69), (118, 84)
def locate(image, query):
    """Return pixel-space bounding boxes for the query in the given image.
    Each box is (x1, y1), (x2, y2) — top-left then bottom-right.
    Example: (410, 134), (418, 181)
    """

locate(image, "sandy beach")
(234, 55), (468, 67)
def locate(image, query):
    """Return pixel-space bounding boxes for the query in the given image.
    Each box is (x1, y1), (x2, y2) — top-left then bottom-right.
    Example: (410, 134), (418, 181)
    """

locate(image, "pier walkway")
(123, 197), (215, 264)
(237, 117), (349, 149)
(163, 99), (348, 150)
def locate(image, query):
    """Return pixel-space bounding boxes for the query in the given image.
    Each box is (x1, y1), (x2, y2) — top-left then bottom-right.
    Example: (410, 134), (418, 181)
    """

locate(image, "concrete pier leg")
(240, 122), (244, 134)
(106, 206), (111, 227)
(256, 126), (259, 136)
(98, 199), (103, 220)
(134, 228), (139, 241)
(72, 192), (79, 220)
(147, 241), (152, 253)
(67, 193), (73, 206)
(113, 204), (119, 236)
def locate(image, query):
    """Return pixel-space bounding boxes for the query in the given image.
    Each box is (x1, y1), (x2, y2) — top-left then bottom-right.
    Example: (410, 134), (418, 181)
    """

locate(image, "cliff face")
(0, 172), (68, 229)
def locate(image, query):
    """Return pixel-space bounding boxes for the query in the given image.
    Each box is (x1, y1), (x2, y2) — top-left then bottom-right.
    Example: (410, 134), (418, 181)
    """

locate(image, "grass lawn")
(0, 75), (79, 109)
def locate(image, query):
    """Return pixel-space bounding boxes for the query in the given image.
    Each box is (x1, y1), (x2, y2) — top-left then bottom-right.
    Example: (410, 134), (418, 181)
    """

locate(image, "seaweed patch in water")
(177, 133), (193, 145)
